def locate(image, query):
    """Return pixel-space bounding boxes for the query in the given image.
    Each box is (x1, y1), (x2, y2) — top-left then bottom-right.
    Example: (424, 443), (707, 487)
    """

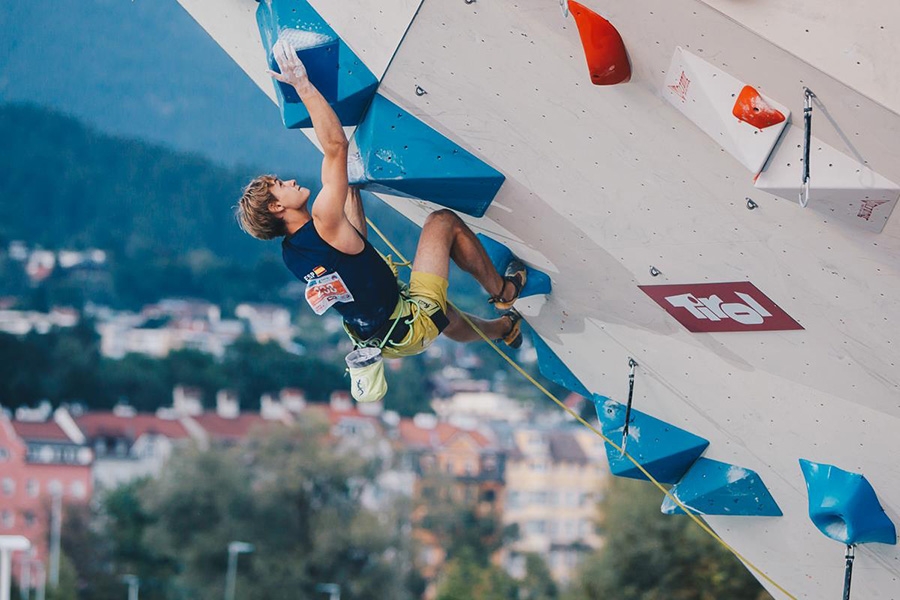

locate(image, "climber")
(235, 39), (526, 359)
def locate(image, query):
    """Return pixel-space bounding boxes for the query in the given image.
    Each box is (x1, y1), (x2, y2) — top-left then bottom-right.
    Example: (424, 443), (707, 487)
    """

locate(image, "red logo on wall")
(639, 282), (803, 332)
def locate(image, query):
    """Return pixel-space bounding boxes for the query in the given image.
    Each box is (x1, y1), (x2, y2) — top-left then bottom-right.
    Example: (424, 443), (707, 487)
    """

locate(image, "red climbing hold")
(732, 85), (786, 129)
(568, 1), (631, 86)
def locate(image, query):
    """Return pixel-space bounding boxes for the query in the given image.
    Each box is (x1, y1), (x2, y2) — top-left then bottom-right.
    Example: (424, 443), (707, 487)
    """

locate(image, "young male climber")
(236, 39), (526, 360)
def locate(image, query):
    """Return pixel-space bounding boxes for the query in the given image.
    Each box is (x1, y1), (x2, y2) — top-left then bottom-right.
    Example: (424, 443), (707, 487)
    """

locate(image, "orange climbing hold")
(568, 1), (631, 86)
(732, 85), (786, 129)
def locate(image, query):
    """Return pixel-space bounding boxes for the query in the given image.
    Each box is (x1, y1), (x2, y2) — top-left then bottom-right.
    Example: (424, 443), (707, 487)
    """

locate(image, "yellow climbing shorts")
(381, 271), (449, 359)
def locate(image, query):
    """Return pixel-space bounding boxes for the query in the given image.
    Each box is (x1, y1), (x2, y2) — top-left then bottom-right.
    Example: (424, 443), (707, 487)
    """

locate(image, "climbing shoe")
(501, 308), (524, 349)
(489, 258), (527, 311)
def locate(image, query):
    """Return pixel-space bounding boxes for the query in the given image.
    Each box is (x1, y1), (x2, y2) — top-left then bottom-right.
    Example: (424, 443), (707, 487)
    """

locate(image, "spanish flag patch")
(313, 266), (327, 277)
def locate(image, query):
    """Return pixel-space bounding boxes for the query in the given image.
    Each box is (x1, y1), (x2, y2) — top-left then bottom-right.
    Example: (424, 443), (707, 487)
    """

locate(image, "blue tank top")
(282, 220), (399, 338)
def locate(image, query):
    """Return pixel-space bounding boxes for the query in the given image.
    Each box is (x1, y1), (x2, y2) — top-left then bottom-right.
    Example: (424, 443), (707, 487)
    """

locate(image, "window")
(1, 510), (12, 528)
(26, 479), (38, 497)
(578, 520), (590, 536)
(70, 480), (87, 499)
(1, 478), (14, 496)
(0, 446), (9, 461)
(23, 511), (36, 527)
(94, 439), (107, 457)
(527, 520), (546, 535)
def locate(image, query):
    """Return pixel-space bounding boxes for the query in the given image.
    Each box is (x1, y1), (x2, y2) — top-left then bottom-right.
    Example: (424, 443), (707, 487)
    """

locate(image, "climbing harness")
(799, 87), (816, 208)
(843, 545), (855, 600)
(621, 358), (638, 454)
(364, 215), (798, 600)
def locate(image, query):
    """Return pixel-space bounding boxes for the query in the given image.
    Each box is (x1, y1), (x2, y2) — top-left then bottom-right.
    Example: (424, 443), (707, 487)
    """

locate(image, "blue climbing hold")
(529, 330), (590, 397)
(351, 95), (506, 217)
(592, 396), (708, 484)
(256, 0), (379, 128)
(661, 458), (782, 516)
(799, 459), (896, 545)
(475, 234), (552, 300)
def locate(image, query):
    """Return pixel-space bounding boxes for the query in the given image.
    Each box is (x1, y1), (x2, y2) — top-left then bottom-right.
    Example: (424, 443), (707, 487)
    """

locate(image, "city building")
(0, 405), (93, 564)
(397, 414), (505, 583)
(74, 405), (194, 490)
(431, 391), (532, 423)
(502, 427), (608, 583)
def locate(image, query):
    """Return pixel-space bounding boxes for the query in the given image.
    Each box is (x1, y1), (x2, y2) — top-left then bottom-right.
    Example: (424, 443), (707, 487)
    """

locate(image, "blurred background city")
(0, 1), (771, 599)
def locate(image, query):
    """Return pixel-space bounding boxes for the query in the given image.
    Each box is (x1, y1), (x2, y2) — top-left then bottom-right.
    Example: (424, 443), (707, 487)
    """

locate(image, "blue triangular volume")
(592, 396), (708, 484)
(256, 0), (379, 128)
(475, 234), (552, 300)
(799, 459), (896, 545)
(661, 458), (782, 517)
(352, 95), (505, 217)
(529, 330), (590, 398)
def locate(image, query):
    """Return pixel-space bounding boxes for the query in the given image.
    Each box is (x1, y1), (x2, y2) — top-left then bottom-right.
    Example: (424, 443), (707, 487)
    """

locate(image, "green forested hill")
(0, 102), (266, 260)
(0, 103), (430, 311)
(0, 102), (296, 308)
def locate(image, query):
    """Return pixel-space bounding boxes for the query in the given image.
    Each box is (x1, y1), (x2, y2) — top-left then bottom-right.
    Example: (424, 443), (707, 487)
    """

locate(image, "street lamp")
(48, 492), (62, 587)
(30, 561), (44, 600)
(0, 536), (31, 600)
(224, 541), (254, 600)
(315, 583), (341, 600)
(122, 574), (139, 600)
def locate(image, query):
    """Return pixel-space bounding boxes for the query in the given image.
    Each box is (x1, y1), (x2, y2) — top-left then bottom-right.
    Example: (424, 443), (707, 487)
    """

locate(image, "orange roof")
(75, 413), (191, 440)
(11, 420), (72, 442)
(192, 413), (271, 440)
(305, 404), (382, 429)
(397, 420), (491, 449)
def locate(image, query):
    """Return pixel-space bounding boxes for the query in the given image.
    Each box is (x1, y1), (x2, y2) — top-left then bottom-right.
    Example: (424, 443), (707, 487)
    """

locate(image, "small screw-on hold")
(628, 357), (638, 368)
(746, 198), (758, 210)
(559, 0), (569, 17)
(464, 0), (476, 4)
(415, 85), (427, 96)
(649, 266), (661, 277)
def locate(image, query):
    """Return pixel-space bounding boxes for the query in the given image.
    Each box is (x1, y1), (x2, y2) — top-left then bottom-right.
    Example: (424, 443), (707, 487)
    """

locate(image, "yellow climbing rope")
(365, 216), (797, 600)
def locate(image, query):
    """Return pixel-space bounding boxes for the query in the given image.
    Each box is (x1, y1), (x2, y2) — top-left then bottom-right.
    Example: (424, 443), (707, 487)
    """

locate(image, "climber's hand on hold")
(267, 38), (312, 96)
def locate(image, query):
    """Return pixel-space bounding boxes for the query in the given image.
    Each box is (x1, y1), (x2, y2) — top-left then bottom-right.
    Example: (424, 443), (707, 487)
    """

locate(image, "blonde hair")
(235, 175), (287, 240)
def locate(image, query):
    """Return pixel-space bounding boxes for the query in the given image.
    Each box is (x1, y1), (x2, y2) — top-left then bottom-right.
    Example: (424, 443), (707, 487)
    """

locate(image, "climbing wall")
(175, 0), (900, 597)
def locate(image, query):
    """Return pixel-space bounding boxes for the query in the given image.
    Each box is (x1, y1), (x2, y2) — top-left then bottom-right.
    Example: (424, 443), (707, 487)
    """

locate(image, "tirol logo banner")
(639, 282), (803, 332)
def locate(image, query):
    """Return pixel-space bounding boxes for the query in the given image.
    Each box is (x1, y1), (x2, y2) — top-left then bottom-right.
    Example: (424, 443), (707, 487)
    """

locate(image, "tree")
(436, 547), (517, 600)
(139, 416), (418, 600)
(566, 478), (773, 600)
(519, 553), (558, 600)
(222, 336), (345, 404)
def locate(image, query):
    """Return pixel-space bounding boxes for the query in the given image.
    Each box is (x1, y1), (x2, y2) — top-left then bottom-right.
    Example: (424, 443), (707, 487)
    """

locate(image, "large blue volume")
(256, 0), (379, 128)
(475, 234), (552, 300)
(351, 95), (506, 217)
(592, 396), (708, 484)
(661, 458), (782, 517)
(799, 459), (896, 545)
